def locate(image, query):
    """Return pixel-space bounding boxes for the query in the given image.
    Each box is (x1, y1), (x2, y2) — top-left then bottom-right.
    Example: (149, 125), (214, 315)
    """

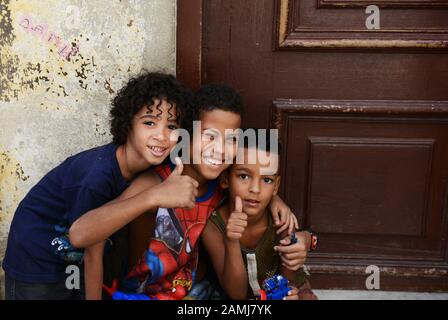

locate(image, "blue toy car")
(259, 274), (293, 300)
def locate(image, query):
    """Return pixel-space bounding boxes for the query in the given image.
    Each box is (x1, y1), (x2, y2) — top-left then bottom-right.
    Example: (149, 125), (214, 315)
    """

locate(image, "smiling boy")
(201, 128), (318, 300)
(2, 72), (197, 300)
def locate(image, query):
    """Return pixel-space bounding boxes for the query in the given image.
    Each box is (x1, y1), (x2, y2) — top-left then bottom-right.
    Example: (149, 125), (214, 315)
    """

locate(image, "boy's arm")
(277, 230), (304, 301)
(69, 159), (198, 248)
(279, 259), (317, 300)
(269, 195), (299, 235)
(201, 220), (248, 300)
(128, 210), (156, 268)
(275, 230), (310, 271)
(84, 241), (105, 300)
(69, 171), (161, 248)
(277, 230), (318, 299)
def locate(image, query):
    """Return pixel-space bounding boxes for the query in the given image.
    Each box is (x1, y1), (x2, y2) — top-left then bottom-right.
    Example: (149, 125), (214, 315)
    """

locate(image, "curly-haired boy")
(2, 71), (197, 300)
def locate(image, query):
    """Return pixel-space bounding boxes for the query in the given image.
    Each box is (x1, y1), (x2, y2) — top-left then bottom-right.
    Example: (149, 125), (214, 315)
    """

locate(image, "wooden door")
(177, 0), (448, 291)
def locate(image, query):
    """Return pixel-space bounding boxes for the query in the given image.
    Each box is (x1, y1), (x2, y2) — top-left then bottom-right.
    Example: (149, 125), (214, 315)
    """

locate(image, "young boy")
(72, 84), (300, 299)
(201, 129), (318, 300)
(2, 72), (197, 300)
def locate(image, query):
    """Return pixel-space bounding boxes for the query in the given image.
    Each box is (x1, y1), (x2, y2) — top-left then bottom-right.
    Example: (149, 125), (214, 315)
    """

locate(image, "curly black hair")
(110, 71), (193, 145)
(194, 84), (244, 120)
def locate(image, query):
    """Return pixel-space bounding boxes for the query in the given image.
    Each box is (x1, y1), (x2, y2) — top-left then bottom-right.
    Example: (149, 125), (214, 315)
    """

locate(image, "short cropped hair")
(194, 84), (244, 120)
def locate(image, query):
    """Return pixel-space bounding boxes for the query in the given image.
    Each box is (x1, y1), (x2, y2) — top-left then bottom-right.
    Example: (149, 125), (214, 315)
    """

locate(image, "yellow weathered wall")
(0, 0), (176, 299)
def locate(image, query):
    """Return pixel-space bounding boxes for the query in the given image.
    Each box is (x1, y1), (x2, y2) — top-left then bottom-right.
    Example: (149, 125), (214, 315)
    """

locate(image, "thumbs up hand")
(154, 157), (199, 209)
(170, 156), (184, 176)
(226, 196), (248, 241)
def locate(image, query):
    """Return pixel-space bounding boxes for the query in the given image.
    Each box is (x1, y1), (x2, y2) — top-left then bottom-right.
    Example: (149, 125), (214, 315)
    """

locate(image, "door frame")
(176, 0), (203, 90)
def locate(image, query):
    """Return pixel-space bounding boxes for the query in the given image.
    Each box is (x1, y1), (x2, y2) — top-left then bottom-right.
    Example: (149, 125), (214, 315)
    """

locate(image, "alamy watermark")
(65, 265), (80, 290)
(365, 265), (380, 290)
(365, 5), (380, 30)
(169, 125), (280, 175)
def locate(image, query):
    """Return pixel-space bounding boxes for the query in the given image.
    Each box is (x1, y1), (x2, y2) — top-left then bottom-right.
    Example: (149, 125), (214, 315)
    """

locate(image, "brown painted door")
(178, 0), (448, 291)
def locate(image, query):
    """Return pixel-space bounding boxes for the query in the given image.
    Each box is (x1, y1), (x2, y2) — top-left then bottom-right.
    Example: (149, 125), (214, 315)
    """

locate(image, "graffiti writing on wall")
(18, 14), (79, 60)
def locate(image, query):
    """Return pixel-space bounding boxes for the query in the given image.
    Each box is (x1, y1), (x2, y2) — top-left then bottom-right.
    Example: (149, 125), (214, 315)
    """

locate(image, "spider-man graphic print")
(124, 163), (222, 299)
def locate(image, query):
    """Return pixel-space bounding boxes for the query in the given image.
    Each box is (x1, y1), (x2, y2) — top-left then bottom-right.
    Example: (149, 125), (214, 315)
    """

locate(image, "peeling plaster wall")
(0, 0), (176, 299)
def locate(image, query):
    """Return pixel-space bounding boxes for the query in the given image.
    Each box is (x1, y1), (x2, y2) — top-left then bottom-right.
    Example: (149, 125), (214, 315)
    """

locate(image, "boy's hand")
(269, 195), (299, 235)
(226, 196), (248, 241)
(274, 231), (309, 271)
(283, 286), (299, 300)
(153, 157), (198, 209)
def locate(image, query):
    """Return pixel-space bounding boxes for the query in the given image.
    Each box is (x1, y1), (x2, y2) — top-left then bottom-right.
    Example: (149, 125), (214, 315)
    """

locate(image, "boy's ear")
(273, 175), (281, 196)
(220, 170), (230, 189)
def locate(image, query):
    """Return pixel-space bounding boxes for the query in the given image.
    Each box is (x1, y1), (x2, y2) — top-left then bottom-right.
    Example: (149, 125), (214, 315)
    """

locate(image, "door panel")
(276, 0), (448, 49)
(274, 100), (448, 290)
(274, 100), (448, 270)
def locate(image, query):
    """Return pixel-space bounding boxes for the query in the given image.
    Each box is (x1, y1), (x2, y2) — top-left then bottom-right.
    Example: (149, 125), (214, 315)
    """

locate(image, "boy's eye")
(168, 124), (179, 130)
(263, 177), (274, 184)
(144, 121), (155, 126)
(239, 174), (249, 180)
(203, 133), (216, 141)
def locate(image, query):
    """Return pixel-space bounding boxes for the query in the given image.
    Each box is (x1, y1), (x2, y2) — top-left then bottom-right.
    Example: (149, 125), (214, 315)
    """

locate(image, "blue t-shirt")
(2, 143), (129, 283)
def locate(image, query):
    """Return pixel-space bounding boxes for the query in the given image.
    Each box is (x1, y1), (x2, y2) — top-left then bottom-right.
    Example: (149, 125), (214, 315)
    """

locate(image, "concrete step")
(313, 289), (448, 300)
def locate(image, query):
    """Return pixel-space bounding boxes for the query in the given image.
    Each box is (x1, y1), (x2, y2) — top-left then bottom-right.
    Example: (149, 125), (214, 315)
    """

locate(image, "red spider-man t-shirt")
(125, 163), (222, 299)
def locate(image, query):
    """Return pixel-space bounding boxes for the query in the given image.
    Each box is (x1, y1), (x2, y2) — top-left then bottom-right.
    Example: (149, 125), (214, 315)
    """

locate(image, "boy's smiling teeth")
(203, 156), (222, 166)
(149, 146), (167, 157)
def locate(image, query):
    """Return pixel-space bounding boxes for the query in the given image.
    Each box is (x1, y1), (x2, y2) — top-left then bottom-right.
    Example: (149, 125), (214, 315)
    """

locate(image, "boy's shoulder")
(60, 142), (123, 191)
(64, 143), (114, 163)
(126, 167), (162, 194)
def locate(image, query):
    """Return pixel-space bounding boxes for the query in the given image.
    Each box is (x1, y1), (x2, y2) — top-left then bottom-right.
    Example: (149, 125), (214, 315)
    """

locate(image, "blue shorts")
(4, 272), (84, 300)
